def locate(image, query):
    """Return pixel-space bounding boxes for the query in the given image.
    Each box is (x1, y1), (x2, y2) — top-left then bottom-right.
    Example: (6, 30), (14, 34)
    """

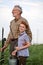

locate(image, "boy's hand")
(23, 43), (27, 46)
(12, 50), (17, 56)
(15, 47), (20, 51)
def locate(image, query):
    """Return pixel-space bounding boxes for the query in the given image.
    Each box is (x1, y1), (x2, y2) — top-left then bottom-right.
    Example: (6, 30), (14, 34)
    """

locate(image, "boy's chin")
(20, 31), (24, 33)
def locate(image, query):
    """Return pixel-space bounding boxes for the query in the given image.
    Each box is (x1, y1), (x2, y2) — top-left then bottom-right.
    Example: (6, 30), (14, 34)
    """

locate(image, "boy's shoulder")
(22, 32), (28, 37)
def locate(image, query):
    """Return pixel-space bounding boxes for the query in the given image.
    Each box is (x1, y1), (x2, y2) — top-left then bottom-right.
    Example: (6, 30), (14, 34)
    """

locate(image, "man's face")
(12, 8), (21, 17)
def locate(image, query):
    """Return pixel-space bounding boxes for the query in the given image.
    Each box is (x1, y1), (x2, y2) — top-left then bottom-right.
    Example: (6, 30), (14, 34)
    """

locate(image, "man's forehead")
(13, 7), (22, 11)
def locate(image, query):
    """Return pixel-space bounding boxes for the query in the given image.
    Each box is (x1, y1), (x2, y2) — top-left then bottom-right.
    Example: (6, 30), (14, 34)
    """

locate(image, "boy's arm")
(15, 42), (31, 51)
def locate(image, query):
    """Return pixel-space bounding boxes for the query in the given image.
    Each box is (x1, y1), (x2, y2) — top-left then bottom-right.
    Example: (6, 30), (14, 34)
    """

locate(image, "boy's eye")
(20, 26), (24, 28)
(22, 27), (24, 28)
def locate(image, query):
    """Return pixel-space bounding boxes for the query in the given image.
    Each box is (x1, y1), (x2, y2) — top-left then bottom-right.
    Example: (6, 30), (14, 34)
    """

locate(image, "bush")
(0, 42), (43, 65)
(26, 44), (43, 65)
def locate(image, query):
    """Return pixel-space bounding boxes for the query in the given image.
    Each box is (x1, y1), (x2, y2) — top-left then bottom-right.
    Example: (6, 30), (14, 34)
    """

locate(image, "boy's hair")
(19, 21), (32, 42)
(20, 21), (29, 30)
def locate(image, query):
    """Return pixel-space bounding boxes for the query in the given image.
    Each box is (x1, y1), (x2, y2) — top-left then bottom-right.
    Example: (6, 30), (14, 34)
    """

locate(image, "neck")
(20, 31), (25, 34)
(15, 15), (21, 20)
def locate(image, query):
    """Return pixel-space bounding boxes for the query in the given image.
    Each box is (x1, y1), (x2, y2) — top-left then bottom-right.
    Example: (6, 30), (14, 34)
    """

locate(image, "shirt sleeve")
(24, 34), (31, 43)
(4, 21), (13, 45)
(5, 31), (13, 44)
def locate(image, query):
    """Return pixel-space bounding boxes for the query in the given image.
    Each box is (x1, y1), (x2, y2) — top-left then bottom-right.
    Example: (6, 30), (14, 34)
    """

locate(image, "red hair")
(20, 21), (29, 30)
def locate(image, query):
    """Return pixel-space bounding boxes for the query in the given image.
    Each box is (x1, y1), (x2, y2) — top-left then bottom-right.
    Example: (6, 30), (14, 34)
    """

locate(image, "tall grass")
(27, 44), (43, 65)
(0, 41), (43, 65)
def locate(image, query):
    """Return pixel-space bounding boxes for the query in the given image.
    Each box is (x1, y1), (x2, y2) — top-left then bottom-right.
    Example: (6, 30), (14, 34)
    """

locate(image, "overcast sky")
(0, 0), (43, 44)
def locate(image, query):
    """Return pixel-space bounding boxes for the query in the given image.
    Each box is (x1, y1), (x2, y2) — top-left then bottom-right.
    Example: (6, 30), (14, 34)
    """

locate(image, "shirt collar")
(14, 16), (21, 22)
(19, 31), (26, 36)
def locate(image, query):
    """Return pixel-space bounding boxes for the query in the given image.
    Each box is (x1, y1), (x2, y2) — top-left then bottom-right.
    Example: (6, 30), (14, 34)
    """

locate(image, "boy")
(12, 21), (31, 65)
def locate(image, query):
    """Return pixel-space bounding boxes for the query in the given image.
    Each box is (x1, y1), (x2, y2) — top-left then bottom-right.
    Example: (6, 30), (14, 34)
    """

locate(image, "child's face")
(19, 24), (26, 33)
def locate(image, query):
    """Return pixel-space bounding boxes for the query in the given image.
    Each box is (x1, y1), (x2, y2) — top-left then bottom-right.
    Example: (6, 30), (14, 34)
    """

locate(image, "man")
(0, 5), (32, 65)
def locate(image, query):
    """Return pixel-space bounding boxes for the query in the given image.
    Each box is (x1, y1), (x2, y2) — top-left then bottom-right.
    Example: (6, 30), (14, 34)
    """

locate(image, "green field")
(0, 41), (43, 65)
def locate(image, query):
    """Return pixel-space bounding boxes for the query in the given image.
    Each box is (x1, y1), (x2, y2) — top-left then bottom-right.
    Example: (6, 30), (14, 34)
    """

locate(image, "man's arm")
(0, 32), (13, 51)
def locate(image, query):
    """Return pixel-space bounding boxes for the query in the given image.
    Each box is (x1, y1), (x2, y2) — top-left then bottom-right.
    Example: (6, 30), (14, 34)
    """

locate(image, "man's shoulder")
(20, 17), (27, 21)
(20, 17), (28, 24)
(10, 19), (15, 24)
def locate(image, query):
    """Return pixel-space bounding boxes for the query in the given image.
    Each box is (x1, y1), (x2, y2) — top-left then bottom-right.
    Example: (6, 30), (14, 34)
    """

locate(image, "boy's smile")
(19, 24), (26, 33)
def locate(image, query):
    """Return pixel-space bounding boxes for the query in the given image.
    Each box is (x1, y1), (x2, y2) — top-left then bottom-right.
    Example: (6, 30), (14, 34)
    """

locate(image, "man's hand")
(0, 48), (3, 52)
(0, 45), (6, 52)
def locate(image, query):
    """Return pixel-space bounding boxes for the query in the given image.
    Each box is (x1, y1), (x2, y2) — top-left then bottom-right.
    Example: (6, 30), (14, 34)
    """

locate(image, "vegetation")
(27, 44), (43, 65)
(0, 41), (43, 65)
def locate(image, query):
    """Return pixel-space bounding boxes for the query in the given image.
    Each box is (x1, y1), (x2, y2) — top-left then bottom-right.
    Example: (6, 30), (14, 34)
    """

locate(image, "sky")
(0, 0), (43, 44)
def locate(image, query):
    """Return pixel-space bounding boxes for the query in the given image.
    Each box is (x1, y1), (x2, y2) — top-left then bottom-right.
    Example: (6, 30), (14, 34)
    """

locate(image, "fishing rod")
(0, 27), (6, 65)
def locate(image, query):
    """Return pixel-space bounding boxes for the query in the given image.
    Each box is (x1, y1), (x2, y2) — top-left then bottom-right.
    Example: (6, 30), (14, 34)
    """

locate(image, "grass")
(0, 41), (43, 65)
(27, 44), (43, 65)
